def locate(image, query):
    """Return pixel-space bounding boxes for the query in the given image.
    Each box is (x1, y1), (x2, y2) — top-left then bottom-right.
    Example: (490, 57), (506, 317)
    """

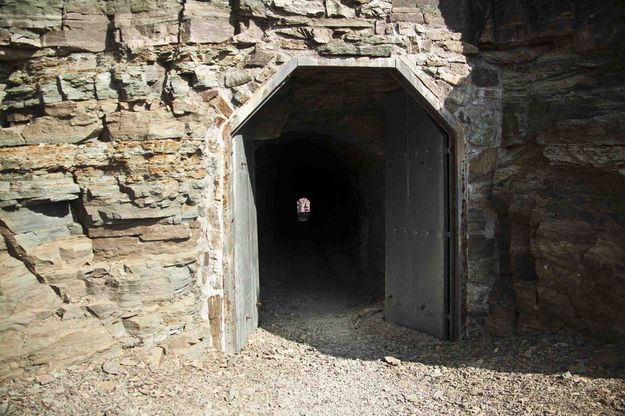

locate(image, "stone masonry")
(0, 0), (623, 380)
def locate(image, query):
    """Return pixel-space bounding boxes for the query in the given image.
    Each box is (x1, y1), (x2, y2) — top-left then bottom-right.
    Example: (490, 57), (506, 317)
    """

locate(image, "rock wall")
(479, 0), (625, 340)
(0, 0), (235, 380)
(0, 0), (621, 379)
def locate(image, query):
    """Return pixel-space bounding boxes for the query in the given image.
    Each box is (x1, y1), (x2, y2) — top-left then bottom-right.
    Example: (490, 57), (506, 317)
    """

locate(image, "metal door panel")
(384, 89), (449, 339)
(246, 133), (260, 336)
(230, 129), (259, 352)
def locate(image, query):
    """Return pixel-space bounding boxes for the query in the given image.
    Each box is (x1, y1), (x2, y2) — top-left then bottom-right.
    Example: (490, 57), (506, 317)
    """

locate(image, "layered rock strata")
(0, 0), (622, 380)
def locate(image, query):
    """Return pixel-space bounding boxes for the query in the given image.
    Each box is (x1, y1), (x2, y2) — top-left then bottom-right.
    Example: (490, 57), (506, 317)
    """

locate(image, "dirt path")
(2, 242), (624, 415)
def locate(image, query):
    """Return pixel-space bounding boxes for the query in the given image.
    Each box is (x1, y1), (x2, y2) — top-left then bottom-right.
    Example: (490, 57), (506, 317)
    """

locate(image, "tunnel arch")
(218, 58), (466, 352)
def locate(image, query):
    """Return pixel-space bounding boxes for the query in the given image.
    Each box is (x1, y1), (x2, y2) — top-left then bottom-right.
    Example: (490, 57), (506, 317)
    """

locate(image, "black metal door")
(384, 89), (449, 339)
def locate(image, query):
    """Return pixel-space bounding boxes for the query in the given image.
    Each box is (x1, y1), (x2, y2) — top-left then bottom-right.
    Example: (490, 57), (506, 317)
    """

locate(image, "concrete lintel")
(231, 56), (463, 139)
(297, 56), (396, 68)
(394, 56), (464, 138)
(231, 58), (298, 134)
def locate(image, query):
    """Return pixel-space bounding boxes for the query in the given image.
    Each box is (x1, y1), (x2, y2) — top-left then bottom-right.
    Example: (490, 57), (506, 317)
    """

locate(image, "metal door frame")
(221, 58), (466, 351)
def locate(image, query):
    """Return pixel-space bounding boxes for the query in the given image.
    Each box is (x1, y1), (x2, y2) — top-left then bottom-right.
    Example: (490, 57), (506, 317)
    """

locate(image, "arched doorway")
(224, 60), (464, 352)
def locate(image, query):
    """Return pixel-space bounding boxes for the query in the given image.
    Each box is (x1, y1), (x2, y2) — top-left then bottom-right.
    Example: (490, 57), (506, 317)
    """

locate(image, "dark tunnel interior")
(246, 69), (399, 333)
(255, 137), (370, 295)
(256, 138), (358, 248)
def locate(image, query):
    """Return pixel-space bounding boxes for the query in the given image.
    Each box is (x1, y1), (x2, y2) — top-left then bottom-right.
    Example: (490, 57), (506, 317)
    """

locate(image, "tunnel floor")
(255, 238), (385, 362)
(257, 237), (385, 359)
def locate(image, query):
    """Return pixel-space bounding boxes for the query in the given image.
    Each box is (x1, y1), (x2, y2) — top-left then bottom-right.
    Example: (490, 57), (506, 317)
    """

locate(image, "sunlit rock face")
(0, 0), (623, 379)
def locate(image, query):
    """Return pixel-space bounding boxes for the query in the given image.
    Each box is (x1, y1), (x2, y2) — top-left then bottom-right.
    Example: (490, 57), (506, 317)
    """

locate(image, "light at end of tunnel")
(297, 197), (311, 222)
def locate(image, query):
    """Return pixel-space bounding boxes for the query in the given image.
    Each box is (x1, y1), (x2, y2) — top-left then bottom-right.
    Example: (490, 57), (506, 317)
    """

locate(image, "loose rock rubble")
(1, 273), (623, 416)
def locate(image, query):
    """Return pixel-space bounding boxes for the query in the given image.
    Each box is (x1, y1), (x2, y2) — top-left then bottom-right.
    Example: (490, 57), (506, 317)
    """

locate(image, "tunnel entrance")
(254, 135), (386, 353)
(225, 63), (459, 352)
(255, 136), (373, 292)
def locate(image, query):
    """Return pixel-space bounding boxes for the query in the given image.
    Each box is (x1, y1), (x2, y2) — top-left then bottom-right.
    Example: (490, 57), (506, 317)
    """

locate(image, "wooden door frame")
(220, 57), (467, 351)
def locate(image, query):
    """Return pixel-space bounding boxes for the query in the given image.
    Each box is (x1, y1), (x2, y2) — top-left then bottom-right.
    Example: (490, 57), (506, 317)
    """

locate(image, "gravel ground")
(2, 242), (624, 415)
